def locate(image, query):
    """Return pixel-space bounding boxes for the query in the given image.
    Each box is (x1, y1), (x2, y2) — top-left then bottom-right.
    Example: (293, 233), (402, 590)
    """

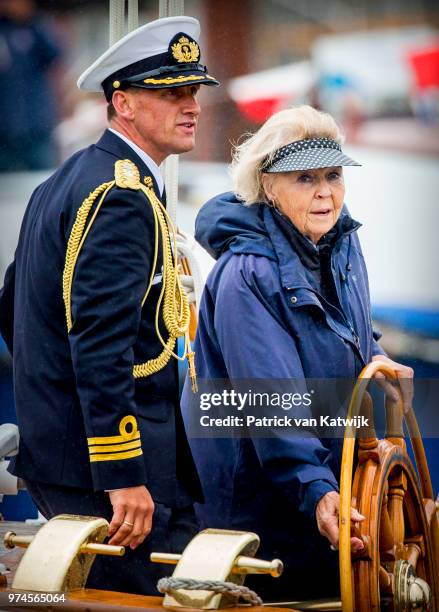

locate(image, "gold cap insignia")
(115, 159), (140, 190)
(171, 36), (200, 63)
(113, 80), (121, 88)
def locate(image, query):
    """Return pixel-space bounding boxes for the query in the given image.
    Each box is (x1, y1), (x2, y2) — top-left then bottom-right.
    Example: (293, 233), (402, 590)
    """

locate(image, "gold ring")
(123, 520), (134, 527)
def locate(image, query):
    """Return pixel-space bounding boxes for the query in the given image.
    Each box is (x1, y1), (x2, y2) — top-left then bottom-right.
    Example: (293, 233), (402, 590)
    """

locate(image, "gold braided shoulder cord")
(63, 181), (115, 331)
(62, 160), (197, 390)
(133, 177), (196, 390)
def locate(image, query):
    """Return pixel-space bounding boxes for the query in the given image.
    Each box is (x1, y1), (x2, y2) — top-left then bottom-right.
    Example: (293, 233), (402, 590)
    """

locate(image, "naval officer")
(0, 16), (218, 594)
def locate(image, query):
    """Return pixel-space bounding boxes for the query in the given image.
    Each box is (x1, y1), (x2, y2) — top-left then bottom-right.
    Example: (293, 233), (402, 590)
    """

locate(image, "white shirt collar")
(108, 128), (164, 196)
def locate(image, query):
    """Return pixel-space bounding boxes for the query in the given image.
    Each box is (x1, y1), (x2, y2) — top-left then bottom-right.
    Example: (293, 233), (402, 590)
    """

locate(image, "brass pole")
(267, 600), (342, 611)
(150, 552), (283, 577)
(150, 552), (181, 564)
(233, 556), (283, 577)
(80, 542), (124, 556)
(4, 532), (33, 549)
(4, 531), (124, 557)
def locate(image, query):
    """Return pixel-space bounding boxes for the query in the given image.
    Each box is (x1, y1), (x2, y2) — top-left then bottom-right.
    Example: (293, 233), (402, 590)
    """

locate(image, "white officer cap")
(77, 16), (219, 101)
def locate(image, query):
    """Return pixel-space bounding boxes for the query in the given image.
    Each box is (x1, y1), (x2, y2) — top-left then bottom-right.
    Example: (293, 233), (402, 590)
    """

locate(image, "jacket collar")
(263, 205), (361, 290)
(272, 207), (361, 270)
(95, 129), (162, 195)
(272, 208), (321, 271)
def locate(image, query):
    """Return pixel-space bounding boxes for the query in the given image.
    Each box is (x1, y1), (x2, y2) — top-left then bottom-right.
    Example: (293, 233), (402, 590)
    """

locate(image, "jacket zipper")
(287, 286), (366, 365)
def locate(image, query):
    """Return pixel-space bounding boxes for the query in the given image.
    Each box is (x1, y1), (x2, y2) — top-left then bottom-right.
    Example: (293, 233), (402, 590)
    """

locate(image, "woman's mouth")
(310, 209), (332, 217)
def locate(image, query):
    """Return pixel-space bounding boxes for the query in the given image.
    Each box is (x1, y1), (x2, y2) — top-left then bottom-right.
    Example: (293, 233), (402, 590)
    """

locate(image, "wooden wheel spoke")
(405, 542), (422, 570)
(379, 487), (395, 553)
(379, 565), (394, 595)
(388, 474), (406, 548)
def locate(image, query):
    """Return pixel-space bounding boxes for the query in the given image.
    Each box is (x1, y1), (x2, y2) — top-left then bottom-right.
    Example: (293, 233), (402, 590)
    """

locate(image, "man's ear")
(112, 90), (136, 120)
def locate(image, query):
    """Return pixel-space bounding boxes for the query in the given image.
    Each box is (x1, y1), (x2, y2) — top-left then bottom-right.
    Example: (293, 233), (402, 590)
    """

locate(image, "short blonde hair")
(230, 105), (344, 205)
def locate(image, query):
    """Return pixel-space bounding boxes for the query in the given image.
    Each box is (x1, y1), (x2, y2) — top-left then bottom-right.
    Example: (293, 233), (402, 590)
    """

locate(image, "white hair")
(230, 105), (345, 205)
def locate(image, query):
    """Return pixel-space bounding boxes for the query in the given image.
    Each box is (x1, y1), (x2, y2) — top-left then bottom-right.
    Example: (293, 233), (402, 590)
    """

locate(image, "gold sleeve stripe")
(89, 448), (143, 463)
(87, 431), (140, 446)
(89, 439), (141, 454)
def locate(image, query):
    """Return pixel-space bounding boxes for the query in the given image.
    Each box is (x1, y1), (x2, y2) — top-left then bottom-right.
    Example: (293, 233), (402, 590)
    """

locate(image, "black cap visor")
(124, 63), (218, 90)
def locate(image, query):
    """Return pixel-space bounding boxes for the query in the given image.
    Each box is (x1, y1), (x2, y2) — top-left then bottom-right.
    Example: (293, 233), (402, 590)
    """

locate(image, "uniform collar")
(108, 128), (164, 195)
(95, 129), (163, 196)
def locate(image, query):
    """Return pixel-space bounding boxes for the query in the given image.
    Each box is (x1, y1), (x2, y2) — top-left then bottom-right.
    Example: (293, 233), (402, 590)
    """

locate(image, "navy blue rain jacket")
(181, 193), (384, 596)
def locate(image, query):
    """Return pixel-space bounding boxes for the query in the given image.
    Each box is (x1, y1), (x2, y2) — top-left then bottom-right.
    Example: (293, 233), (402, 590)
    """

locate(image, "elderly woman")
(181, 106), (413, 600)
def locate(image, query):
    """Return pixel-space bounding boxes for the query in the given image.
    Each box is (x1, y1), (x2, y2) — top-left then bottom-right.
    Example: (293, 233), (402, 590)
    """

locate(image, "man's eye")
(164, 89), (179, 98)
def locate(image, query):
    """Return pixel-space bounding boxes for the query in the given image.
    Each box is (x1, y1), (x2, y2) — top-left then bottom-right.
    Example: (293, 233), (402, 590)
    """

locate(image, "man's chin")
(175, 134), (197, 153)
(181, 138), (197, 152)
(171, 146), (194, 156)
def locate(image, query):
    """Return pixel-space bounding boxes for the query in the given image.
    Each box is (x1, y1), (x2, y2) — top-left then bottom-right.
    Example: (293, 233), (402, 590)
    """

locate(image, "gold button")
(113, 80), (121, 88)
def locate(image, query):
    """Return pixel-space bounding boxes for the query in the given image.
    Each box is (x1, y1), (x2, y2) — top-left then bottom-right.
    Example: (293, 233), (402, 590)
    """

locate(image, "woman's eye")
(297, 174), (313, 183)
(328, 171), (342, 181)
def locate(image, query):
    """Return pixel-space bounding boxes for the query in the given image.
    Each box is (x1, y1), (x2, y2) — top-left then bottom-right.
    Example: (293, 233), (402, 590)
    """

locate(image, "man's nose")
(183, 95), (201, 116)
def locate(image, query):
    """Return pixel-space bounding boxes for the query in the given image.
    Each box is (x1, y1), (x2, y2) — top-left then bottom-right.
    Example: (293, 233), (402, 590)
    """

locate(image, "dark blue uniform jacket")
(0, 130), (201, 507)
(181, 193), (384, 593)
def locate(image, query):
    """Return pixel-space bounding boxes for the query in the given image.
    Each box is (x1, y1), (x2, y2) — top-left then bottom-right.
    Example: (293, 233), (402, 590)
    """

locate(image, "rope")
(157, 577), (263, 607)
(127, 0), (138, 32)
(175, 232), (214, 316)
(162, 154), (179, 228)
(158, 0), (185, 18)
(158, 0), (184, 228)
(109, 0), (126, 45)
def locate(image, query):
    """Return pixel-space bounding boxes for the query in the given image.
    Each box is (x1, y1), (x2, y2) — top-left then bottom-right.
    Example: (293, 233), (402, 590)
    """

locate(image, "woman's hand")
(316, 491), (365, 552)
(372, 354), (414, 413)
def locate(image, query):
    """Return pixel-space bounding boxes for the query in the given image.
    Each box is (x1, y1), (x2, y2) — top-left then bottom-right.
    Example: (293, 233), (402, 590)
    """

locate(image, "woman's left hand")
(316, 491), (365, 552)
(371, 354), (414, 413)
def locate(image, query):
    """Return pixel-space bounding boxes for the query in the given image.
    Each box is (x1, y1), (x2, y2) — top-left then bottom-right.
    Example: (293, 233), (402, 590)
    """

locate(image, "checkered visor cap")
(262, 137), (361, 173)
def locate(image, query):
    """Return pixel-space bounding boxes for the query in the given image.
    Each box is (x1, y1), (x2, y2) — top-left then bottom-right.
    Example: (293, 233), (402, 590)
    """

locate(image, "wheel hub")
(394, 560), (431, 611)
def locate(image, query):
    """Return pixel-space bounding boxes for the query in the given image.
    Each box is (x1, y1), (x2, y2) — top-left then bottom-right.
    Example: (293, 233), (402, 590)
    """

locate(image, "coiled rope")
(157, 577), (263, 607)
